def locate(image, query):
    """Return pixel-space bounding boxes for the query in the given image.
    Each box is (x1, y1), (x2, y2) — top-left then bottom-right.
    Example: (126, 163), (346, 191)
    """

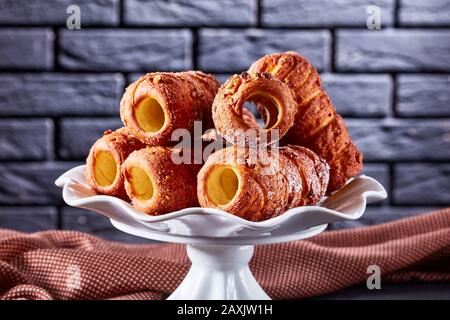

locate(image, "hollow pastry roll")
(85, 127), (146, 200)
(122, 147), (200, 215)
(120, 71), (219, 146)
(197, 145), (329, 221)
(212, 72), (297, 147)
(248, 51), (363, 193)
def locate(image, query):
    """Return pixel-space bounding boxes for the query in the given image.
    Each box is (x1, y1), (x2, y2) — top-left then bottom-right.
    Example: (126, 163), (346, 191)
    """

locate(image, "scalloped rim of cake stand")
(55, 165), (387, 245)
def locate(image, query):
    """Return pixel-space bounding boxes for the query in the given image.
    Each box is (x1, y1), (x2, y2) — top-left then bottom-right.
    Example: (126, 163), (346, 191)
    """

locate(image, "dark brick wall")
(0, 0), (449, 241)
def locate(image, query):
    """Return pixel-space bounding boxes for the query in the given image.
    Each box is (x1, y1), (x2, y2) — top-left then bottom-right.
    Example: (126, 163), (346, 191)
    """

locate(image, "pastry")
(197, 145), (329, 221)
(122, 146), (200, 215)
(248, 51), (363, 192)
(120, 71), (219, 146)
(212, 72), (297, 146)
(85, 127), (146, 200)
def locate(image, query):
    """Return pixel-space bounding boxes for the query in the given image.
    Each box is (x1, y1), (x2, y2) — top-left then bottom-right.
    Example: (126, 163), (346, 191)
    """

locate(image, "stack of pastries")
(86, 51), (363, 222)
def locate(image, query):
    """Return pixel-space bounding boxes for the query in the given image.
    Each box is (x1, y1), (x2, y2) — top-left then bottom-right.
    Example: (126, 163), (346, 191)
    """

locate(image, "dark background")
(0, 0), (449, 243)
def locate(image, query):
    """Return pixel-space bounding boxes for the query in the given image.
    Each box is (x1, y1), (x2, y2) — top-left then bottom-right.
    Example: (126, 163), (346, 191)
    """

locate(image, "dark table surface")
(315, 283), (450, 300)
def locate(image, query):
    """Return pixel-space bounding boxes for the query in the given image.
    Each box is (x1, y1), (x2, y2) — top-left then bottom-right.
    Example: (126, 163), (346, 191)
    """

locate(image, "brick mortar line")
(255, 0), (262, 27)
(53, 117), (61, 160)
(330, 28), (336, 73)
(192, 28), (199, 70)
(389, 74), (396, 118)
(119, 0), (125, 26)
(394, 0), (400, 28)
(48, 118), (56, 161)
(52, 27), (59, 71)
(1, 26), (449, 30)
(1, 70), (448, 75)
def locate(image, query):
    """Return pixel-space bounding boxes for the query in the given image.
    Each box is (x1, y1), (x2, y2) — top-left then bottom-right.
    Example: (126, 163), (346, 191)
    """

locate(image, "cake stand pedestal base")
(167, 244), (270, 300)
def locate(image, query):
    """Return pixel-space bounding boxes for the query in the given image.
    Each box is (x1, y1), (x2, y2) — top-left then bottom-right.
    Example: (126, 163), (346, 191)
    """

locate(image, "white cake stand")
(56, 165), (387, 300)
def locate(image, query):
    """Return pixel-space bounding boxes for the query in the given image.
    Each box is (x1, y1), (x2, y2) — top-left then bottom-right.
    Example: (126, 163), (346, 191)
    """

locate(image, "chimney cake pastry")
(86, 127), (146, 200)
(197, 145), (329, 221)
(212, 72), (297, 147)
(120, 71), (219, 146)
(248, 51), (363, 192)
(122, 147), (200, 215)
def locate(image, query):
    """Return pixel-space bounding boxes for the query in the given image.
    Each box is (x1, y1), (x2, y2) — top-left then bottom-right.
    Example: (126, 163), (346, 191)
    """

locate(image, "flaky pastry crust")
(85, 127), (147, 200)
(120, 71), (219, 145)
(248, 51), (363, 192)
(122, 146), (200, 215)
(197, 145), (329, 221)
(212, 72), (297, 146)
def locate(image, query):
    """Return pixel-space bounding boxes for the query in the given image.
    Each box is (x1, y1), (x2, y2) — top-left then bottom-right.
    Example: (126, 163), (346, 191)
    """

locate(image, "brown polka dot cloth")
(1, 208), (450, 300)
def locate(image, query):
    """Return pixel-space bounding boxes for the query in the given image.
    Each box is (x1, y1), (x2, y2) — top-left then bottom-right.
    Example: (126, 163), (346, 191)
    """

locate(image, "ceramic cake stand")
(56, 165), (387, 300)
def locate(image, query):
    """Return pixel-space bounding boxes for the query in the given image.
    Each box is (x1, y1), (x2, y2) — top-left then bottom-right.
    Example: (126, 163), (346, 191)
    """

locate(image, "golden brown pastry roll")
(200, 107), (259, 143)
(212, 72), (297, 146)
(122, 147), (200, 215)
(248, 51), (363, 193)
(85, 127), (146, 200)
(120, 71), (219, 146)
(197, 145), (329, 221)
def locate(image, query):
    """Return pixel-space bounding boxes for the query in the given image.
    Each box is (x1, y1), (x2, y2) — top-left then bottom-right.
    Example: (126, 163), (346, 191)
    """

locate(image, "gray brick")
(399, 0), (450, 26)
(61, 207), (153, 243)
(363, 164), (390, 204)
(216, 73), (394, 117)
(127, 73), (145, 84)
(60, 118), (122, 159)
(199, 29), (330, 72)
(329, 206), (439, 229)
(0, 28), (53, 70)
(397, 75), (450, 117)
(59, 29), (193, 71)
(0, 206), (58, 232)
(0, 0), (119, 26)
(0, 119), (53, 160)
(0, 162), (80, 205)
(394, 164), (450, 205)
(348, 120), (450, 161)
(0, 73), (124, 116)
(336, 30), (450, 72)
(262, 0), (394, 27)
(124, 0), (256, 26)
(216, 74), (392, 117)
(322, 74), (392, 117)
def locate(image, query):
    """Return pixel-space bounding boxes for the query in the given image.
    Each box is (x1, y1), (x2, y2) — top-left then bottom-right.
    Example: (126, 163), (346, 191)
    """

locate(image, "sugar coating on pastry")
(85, 127), (147, 200)
(197, 145), (329, 221)
(212, 72), (297, 147)
(248, 51), (363, 192)
(122, 146), (201, 215)
(120, 71), (219, 146)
